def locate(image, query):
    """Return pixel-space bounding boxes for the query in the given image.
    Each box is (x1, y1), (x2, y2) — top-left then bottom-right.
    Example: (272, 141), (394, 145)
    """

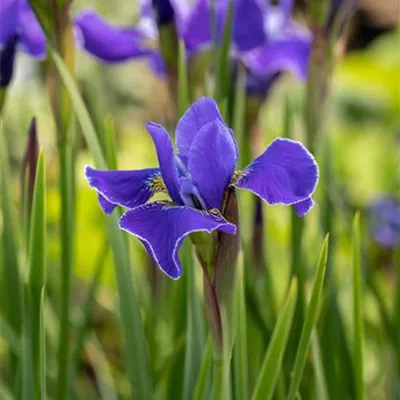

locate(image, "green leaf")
(214, 0), (234, 102)
(49, 47), (153, 399)
(183, 245), (206, 399)
(178, 40), (189, 117)
(39, 289), (46, 400)
(27, 150), (46, 400)
(251, 279), (298, 400)
(192, 338), (213, 400)
(287, 235), (329, 400)
(352, 214), (365, 400)
(0, 131), (22, 346)
(311, 333), (330, 400)
(233, 252), (248, 400)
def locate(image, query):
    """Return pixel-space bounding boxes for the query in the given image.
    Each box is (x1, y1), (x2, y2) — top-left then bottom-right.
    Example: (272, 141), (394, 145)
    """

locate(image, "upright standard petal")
(146, 122), (182, 204)
(235, 138), (318, 206)
(233, 0), (265, 52)
(175, 96), (224, 158)
(85, 166), (164, 214)
(19, 0), (46, 58)
(241, 35), (311, 81)
(74, 10), (151, 62)
(0, 0), (19, 48)
(119, 202), (236, 279)
(188, 120), (238, 209)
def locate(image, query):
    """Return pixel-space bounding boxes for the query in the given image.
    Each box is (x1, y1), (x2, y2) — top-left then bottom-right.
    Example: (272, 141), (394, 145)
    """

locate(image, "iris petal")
(119, 202), (236, 279)
(233, 0), (265, 52)
(294, 197), (315, 217)
(176, 96), (224, 158)
(19, 0), (46, 58)
(241, 35), (311, 81)
(236, 138), (318, 206)
(188, 119), (237, 209)
(0, 0), (19, 48)
(85, 166), (164, 214)
(74, 10), (151, 62)
(146, 122), (182, 204)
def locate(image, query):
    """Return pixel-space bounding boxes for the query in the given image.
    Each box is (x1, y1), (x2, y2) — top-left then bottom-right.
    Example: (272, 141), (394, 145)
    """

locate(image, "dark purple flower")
(368, 197), (400, 249)
(85, 97), (318, 279)
(0, 0), (46, 86)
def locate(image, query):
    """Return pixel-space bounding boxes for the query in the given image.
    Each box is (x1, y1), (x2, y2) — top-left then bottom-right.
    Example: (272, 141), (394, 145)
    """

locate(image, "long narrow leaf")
(252, 279), (298, 400)
(49, 47), (153, 399)
(192, 338), (213, 400)
(27, 151), (46, 399)
(183, 245), (205, 399)
(352, 214), (365, 400)
(39, 288), (46, 400)
(178, 40), (189, 117)
(233, 252), (248, 400)
(287, 235), (329, 400)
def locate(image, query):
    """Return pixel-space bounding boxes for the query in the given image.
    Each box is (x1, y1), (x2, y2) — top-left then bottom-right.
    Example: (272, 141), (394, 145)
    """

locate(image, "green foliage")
(0, 8), (398, 400)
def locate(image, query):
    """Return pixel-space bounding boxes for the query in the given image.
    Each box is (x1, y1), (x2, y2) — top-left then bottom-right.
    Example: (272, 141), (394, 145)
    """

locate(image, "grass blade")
(192, 338), (213, 400)
(352, 213), (365, 400)
(233, 253), (248, 400)
(287, 235), (329, 400)
(183, 245), (206, 399)
(178, 40), (189, 117)
(49, 47), (153, 398)
(214, 0), (234, 103)
(311, 333), (329, 400)
(39, 289), (46, 400)
(26, 150), (46, 400)
(251, 279), (298, 400)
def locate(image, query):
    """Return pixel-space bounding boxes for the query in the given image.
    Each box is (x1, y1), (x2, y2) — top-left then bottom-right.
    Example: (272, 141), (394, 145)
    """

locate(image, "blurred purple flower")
(73, 4), (166, 76)
(0, 0), (46, 86)
(368, 197), (400, 249)
(85, 97), (318, 278)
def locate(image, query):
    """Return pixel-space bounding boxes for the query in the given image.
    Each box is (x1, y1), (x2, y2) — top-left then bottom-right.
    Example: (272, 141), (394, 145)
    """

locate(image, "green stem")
(212, 359), (225, 400)
(57, 140), (73, 400)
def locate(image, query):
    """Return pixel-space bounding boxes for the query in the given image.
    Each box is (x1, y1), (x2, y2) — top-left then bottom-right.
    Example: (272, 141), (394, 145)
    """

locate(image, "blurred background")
(1, 0), (399, 399)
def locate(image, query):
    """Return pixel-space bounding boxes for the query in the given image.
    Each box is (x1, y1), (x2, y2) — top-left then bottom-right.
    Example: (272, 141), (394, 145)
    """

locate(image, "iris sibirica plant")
(85, 96), (318, 279)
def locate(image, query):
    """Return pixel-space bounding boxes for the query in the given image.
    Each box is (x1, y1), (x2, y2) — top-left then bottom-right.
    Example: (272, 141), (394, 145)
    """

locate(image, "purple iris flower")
(85, 97), (318, 279)
(368, 197), (400, 249)
(0, 0), (46, 86)
(73, 3), (167, 76)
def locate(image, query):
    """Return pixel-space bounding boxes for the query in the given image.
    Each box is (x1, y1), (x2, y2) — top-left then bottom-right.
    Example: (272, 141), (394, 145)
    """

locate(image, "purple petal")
(188, 120), (237, 209)
(148, 50), (167, 77)
(19, 0), (46, 58)
(294, 197), (314, 217)
(368, 197), (400, 248)
(0, 0), (19, 48)
(74, 10), (151, 62)
(119, 202), (236, 279)
(85, 165), (163, 214)
(236, 138), (318, 206)
(233, 0), (266, 52)
(145, 122), (182, 204)
(241, 35), (311, 81)
(176, 97), (224, 158)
